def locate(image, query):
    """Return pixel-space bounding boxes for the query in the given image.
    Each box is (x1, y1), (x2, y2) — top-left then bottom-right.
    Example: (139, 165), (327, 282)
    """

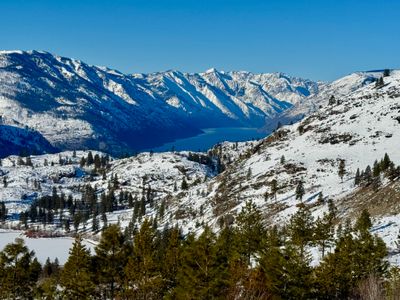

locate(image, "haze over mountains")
(0, 50), (383, 157)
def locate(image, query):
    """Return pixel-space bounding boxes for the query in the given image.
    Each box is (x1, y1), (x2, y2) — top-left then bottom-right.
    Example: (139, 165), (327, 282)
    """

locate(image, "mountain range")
(0, 50), (383, 157)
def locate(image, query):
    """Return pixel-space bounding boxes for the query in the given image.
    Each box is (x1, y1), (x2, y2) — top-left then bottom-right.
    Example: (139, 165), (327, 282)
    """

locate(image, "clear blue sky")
(1, 0), (399, 81)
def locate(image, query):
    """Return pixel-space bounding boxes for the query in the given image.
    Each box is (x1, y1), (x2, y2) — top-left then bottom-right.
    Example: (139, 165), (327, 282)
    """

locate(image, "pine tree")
(313, 204), (336, 257)
(354, 168), (361, 186)
(181, 177), (188, 190)
(0, 201), (7, 222)
(0, 238), (41, 299)
(174, 226), (229, 299)
(270, 179), (278, 200)
(381, 153), (391, 171)
(123, 219), (162, 299)
(373, 159), (381, 177)
(60, 235), (95, 299)
(86, 151), (94, 165)
(236, 201), (265, 263)
(159, 226), (183, 296)
(295, 180), (305, 201)
(94, 224), (129, 299)
(287, 204), (314, 257)
(246, 167), (252, 180)
(328, 95), (336, 105)
(338, 159), (346, 182)
(316, 213), (387, 298)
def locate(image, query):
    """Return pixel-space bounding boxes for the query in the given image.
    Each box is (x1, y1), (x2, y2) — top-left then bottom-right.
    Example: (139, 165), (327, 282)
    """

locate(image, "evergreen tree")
(354, 168), (361, 186)
(0, 201), (7, 222)
(259, 242), (312, 299)
(270, 179), (278, 200)
(287, 204), (314, 257)
(236, 201), (265, 262)
(174, 227), (229, 299)
(60, 235), (95, 299)
(373, 159), (381, 177)
(181, 177), (188, 190)
(0, 238), (41, 299)
(328, 95), (336, 105)
(123, 219), (162, 299)
(338, 159), (346, 182)
(94, 224), (129, 299)
(86, 151), (94, 165)
(295, 180), (305, 201)
(313, 203), (336, 257)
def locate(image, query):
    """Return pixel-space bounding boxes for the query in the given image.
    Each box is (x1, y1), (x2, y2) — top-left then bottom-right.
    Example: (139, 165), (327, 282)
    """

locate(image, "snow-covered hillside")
(0, 50), (325, 156)
(0, 150), (214, 218)
(263, 71), (382, 131)
(170, 69), (400, 250)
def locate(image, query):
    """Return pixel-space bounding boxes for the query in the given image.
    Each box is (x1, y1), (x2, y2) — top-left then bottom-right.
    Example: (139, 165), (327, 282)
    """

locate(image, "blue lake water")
(150, 127), (267, 152)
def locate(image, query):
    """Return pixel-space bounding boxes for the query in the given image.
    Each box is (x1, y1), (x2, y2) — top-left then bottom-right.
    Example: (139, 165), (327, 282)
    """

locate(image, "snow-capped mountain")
(0, 50), (323, 156)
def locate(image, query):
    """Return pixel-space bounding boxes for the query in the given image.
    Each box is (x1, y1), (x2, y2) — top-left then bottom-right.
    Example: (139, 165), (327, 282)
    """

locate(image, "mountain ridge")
(0, 50), (390, 157)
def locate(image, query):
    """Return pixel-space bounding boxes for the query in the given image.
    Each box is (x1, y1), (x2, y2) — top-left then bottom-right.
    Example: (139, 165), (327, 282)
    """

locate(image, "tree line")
(1, 200), (396, 299)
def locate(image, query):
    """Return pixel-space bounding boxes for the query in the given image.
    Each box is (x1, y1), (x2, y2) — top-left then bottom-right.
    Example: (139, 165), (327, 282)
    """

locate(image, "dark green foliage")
(338, 159), (346, 182)
(174, 227), (230, 299)
(0, 201), (7, 222)
(236, 201), (266, 262)
(0, 199), (392, 299)
(60, 235), (95, 299)
(181, 177), (188, 190)
(328, 95), (336, 105)
(287, 204), (314, 257)
(375, 76), (384, 88)
(295, 180), (305, 201)
(270, 179), (278, 200)
(94, 224), (129, 299)
(315, 211), (388, 298)
(0, 238), (41, 299)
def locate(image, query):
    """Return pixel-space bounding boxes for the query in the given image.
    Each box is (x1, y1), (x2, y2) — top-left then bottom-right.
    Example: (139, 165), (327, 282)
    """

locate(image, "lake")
(0, 230), (95, 264)
(150, 127), (267, 152)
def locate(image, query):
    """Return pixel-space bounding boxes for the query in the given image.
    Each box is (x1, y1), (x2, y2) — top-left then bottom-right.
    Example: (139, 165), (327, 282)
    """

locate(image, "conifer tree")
(94, 224), (129, 299)
(314, 203), (336, 257)
(355, 168), (361, 186)
(338, 159), (346, 182)
(181, 177), (188, 190)
(295, 180), (305, 201)
(328, 95), (336, 105)
(287, 204), (314, 257)
(159, 226), (183, 297)
(373, 159), (381, 177)
(0, 238), (41, 299)
(0, 201), (7, 222)
(174, 227), (229, 299)
(60, 235), (95, 299)
(236, 201), (265, 263)
(270, 179), (278, 200)
(123, 219), (162, 299)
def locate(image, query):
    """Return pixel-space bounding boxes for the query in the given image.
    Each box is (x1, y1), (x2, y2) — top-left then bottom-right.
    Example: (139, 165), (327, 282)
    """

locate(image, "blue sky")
(1, 0), (399, 81)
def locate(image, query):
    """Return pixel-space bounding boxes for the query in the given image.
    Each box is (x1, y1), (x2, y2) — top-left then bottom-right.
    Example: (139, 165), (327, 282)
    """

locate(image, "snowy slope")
(0, 150), (214, 217)
(164, 69), (400, 248)
(263, 71), (382, 131)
